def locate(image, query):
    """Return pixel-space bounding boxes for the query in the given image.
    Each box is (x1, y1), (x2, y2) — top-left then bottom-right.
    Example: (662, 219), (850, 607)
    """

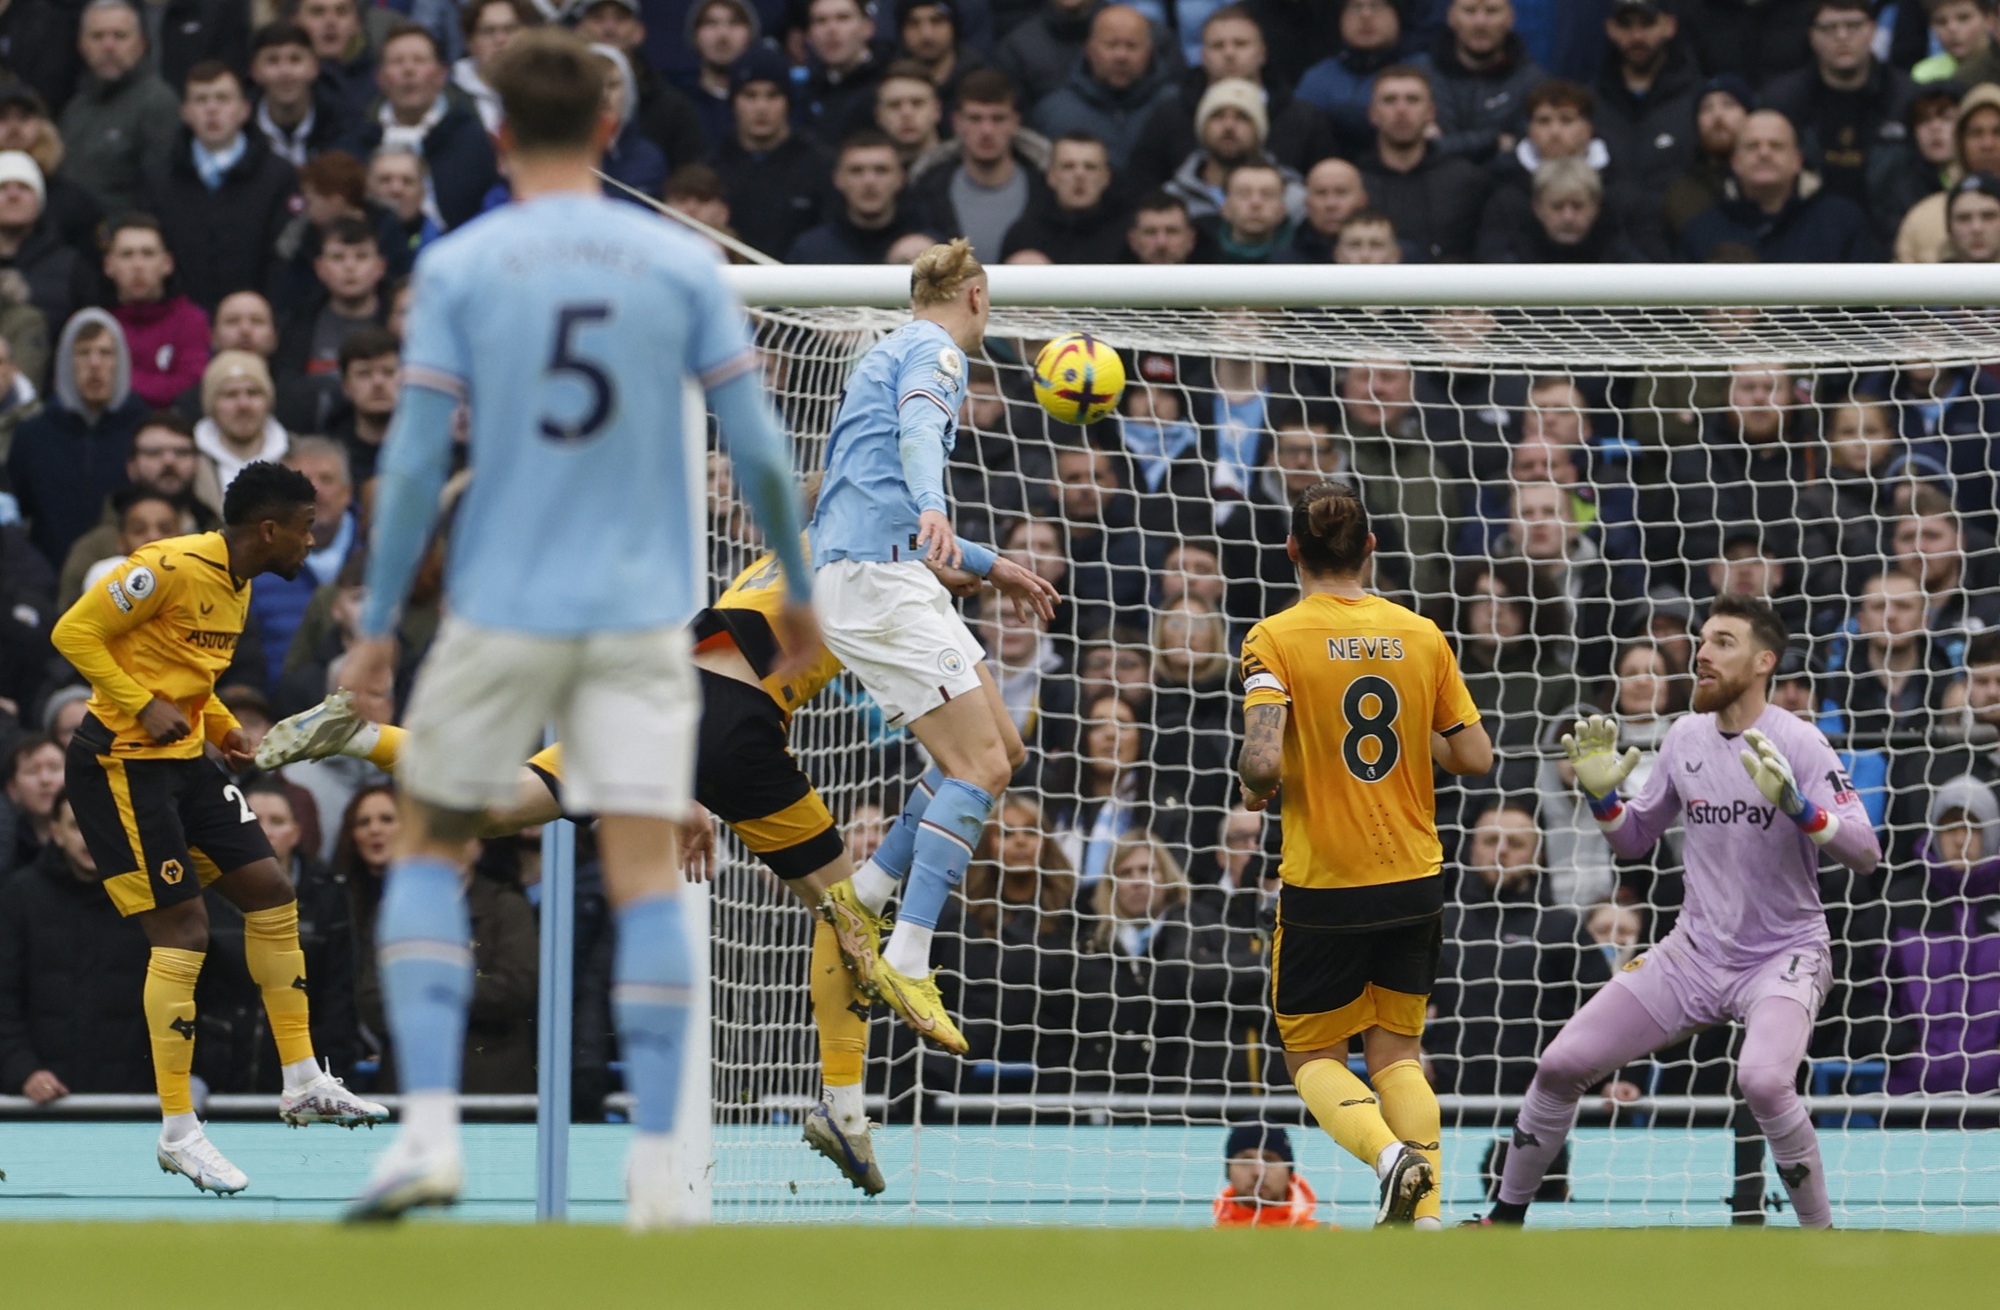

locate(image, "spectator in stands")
(0, 4), (80, 117)
(367, 145), (439, 270)
(1213, 1125), (1317, 1227)
(1762, 0), (1921, 236)
(1478, 80), (1652, 260)
(1681, 109), (1882, 262)
(786, 130), (931, 262)
(274, 216), (386, 403)
(1046, 691), (1165, 885)
(3, 733), (59, 873)
(269, 151), (402, 328)
(1454, 559), (1575, 799)
(193, 351), (287, 500)
(1482, 156), (1647, 263)
(59, 0), (180, 216)
(1001, 0), (1176, 109)
(102, 214), (207, 411)
(9, 310), (146, 568)
(1916, 0), (2000, 85)
(1654, 363), (1815, 574)
(147, 63), (297, 317)
(591, 42), (669, 202)
(1356, 65), (1490, 262)
(1030, 5), (1178, 170)
(572, 0), (703, 171)
(0, 328), (40, 450)
(1335, 360), (1454, 601)
(1149, 592), (1235, 817)
(1164, 77), (1303, 226)
(1946, 172), (2000, 262)
(938, 792), (1090, 1079)
(1125, 186), (1208, 262)
(1205, 159), (1296, 262)
(1661, 73), (1751, 245)
(452, 0), (531, 134)
(1883, 773), (2000, 1095)
(1428, 0), (1546, 162)
(0, 790), (153, 1100)
(1797, 397), (1904, 590)
(335, 782), (394, 1067)
(0, 151), (92, 343)
(0, 82), (103, 261)
(241, 435), (354, 692)
(325, 326), (397, 487)
(1498, 478), (1619, 675)
(251, 20), (360, 169)
(1002, 131), (1127, 262)
(1274, 157), (1367, 263)
(297, 0), (377, 122)
(711, 47), (830, 260)
(1890, 486), (2000, 640)
(1430, 801), (1615, 1097)
(1593, 0), (1699, 218)
(354, 23), (498, 232)
(55, 413), (210, 607)
(1333, 207), (1400, 262)
(683, 0), (759, 147)
(69, 484), (177, 602)
(799, 0), (888, 148)
(877, 61), (944, 166)
(1129, 5), (1335, 189)
(896, 0), (986, 108)
(1909, 83), (1965, 191)
(1295, 0), (1412, 156)
(1822, 567), (1950, 739)
(908, 69), (1045, 264)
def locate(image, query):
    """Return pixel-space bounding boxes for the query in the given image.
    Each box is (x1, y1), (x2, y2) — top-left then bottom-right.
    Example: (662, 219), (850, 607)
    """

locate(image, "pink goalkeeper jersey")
(1604, 704), (1874, 970)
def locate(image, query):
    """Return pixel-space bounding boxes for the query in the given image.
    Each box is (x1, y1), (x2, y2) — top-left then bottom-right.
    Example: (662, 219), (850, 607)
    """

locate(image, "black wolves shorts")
(66, 716), (276, 917)
(1271, 915), (1441, 1052)
(526, 671), (842, 880)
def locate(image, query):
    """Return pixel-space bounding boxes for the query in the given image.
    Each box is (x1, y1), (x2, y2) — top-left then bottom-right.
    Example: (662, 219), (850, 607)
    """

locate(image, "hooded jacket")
(7, 309), (147, 568)
(1029, 55), (1179, 171)
(1426, 30), (1547, 163)
(593, 44), (670, 202)
(1896, 83), (2000, 263)
(1883, 776), (2000, 1095)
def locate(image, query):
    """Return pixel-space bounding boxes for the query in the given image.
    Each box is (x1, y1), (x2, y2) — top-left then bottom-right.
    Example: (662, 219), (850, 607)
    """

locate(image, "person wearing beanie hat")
(710, 44), (834, 260)
(685, 0), (764, 147)
(1946, 167), (2000, 261)
(102, 216), (211, 413)
(1660, 75), (1753, 243)
(1162, 77), (1302, 225)
(589, 43), (671, 202)
(1213, 1123), (1319, 1227)
(194, 350), (289, 498)
(0, 144), (93, 347)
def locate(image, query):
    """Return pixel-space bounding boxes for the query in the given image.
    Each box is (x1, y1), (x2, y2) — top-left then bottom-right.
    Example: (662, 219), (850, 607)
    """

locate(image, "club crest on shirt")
(937, 649), (966, 677)
(1622, 954), (1646, 972)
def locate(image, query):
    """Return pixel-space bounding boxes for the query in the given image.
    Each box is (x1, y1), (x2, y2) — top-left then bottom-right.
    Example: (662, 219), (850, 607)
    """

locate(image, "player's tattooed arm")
(1238, 702), (1288, 812)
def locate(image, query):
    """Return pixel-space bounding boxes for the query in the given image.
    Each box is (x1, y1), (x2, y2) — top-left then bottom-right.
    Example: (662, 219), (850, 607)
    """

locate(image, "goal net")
(698, 265), (2000, 1229)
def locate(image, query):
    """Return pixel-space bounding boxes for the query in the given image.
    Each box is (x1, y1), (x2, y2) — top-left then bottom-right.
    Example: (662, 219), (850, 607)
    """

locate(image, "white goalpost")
(693, 263), (2000, 1229)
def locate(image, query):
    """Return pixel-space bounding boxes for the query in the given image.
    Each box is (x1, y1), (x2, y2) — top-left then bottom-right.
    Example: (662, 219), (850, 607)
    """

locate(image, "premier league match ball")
(1032, 333), (1126, 426)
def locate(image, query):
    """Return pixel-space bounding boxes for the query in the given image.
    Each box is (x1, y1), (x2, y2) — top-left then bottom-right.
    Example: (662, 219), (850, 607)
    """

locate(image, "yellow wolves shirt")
(1240, 592), (1479, 928)
(51, 532), (248, 759)
(694, 544), (845, 717)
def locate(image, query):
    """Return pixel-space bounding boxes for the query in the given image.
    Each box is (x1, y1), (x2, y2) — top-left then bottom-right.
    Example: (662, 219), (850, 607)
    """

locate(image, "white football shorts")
(813, 558), (986, 727)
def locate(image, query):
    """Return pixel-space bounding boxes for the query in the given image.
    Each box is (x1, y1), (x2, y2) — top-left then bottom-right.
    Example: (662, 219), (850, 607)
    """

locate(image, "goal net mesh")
(698, 300), (2000, 1229)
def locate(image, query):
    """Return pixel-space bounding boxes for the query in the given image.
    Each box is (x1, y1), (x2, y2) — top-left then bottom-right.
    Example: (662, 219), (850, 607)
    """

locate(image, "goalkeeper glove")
(1740, 727), (1840, 845)
(1561, 715), (1640, 813)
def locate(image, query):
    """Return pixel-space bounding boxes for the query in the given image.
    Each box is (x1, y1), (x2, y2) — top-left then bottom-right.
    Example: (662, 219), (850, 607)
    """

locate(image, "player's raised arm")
(1740, 726), (1881, 875)
(1564, 713), (1680, 857)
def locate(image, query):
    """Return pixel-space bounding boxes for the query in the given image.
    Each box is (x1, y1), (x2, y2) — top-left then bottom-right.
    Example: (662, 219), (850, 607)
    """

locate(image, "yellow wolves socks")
(1374, 1058), (1443, 1222)
(145, 948), (205, 1119)
(811, 918), (868, 1124)
(343, 722), (406, 771)
(242, 904), (316, 1068)
(1294, 1055), (1399, 1169)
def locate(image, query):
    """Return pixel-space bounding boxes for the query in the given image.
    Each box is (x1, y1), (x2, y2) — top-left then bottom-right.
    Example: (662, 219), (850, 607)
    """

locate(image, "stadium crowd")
(0, 0), (1998, 1121)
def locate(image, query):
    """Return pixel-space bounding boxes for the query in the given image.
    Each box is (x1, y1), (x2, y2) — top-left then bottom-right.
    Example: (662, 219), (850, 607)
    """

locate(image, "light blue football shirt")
(395, 193), (757, 635)
(811, 319), (966, 568)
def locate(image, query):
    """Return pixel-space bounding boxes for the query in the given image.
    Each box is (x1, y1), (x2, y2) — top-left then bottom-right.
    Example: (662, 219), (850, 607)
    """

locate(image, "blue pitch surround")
(1, 1124), (1995, 1228)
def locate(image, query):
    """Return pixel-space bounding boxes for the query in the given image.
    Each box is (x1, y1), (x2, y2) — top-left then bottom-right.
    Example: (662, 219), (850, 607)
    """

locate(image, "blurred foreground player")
(1481, 595), (1880, 1228)
(1236, 479), (1492, 1227)
(338, 28), (815, 1226)
(52, 462), (387, 1196)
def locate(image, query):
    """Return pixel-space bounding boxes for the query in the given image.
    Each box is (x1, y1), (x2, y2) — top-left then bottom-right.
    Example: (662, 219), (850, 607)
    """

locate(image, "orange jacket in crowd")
(1211, 1176), (1320, 1228)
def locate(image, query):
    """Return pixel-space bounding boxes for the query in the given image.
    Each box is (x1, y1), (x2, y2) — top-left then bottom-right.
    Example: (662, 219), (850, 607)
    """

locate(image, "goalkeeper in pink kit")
(1481, 595), (1879, 1229)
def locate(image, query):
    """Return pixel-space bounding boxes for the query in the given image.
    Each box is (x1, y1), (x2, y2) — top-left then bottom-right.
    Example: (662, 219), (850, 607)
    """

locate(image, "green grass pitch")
(2, 1224), (1996, 1309)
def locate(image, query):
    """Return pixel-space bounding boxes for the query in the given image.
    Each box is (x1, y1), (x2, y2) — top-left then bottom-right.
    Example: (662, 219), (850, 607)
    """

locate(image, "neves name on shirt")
(1325, 636), (1406, 661)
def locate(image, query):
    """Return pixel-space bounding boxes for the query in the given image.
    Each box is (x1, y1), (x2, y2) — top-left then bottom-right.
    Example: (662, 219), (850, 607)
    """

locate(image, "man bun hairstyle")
(1292, 478), (1369, 576)
(490, 27), (605, 153)
(1708, 592), (1790, 660)
(910, 237), (984, 307)
(223, 460), (317, 529)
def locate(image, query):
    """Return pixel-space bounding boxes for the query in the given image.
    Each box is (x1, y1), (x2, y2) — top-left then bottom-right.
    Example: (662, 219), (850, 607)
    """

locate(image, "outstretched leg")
(1737, 996), (1832, 1229)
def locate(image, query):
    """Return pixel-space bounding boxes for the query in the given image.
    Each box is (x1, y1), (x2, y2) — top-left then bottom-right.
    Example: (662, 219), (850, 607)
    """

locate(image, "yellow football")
(1031, 332), (1126, 426)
